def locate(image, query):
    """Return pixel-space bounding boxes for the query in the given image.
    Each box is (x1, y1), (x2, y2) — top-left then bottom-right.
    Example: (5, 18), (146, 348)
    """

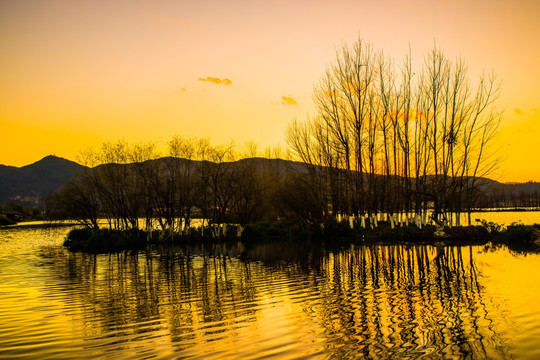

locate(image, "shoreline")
(61, 221), (540, 254)
(0, 220), (80, 229)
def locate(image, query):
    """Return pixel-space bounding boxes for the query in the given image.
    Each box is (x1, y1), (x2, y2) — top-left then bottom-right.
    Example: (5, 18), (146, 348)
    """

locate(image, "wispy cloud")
(198, 77), (232, 85)
(514, 108), (524, 115)
(281, 95), (297, 105)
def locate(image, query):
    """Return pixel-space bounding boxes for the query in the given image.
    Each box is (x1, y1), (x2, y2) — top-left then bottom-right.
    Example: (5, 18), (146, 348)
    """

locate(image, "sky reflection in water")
(0, 225), (539, 359)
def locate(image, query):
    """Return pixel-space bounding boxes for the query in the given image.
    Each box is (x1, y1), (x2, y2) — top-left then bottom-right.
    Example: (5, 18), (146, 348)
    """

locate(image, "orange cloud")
(198, 77), (232, 85)
(281, 96), (297, 105)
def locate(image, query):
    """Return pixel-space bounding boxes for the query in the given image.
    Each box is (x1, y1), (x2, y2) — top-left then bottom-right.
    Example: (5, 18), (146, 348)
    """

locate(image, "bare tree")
(287, 37), (501, 227)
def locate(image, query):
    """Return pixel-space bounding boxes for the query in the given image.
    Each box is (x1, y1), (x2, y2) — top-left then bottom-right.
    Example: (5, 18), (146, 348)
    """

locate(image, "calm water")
(464, 211), (540, 226)
(0, 215), (539, 359)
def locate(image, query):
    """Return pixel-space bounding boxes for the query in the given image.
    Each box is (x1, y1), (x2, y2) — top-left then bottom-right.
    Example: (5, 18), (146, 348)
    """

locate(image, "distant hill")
(501, 181), (540, 195)
(0, 155), (86, 206)
(0, 156), (306, 207)
(1, 155), (539, 207)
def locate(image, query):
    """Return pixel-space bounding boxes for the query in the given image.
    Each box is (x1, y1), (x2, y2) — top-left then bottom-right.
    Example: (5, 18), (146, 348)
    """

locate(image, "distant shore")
(471, 208), (540, 212)
(0, 220), (80, 229)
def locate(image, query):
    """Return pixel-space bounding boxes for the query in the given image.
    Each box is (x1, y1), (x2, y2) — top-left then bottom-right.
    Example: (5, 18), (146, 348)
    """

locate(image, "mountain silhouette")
(0, 155), (86, 206)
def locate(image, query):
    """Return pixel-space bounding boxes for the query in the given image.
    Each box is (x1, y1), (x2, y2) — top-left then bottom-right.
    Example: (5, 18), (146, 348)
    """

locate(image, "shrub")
(64, 228), (147, 253)
(498, 224), (538, 244)
(0, 214), (17, 226)
(242, 220), (308, 242)
(320, 218), (353, 239)
(480, 220), (504, 233)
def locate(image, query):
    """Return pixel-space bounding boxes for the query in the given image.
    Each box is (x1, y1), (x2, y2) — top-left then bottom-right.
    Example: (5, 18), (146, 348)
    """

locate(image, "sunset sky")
(1, 0), (539, 182)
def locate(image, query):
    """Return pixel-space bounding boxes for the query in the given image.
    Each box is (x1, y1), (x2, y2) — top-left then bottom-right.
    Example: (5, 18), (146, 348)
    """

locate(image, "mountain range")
(0, 155), (539, 207)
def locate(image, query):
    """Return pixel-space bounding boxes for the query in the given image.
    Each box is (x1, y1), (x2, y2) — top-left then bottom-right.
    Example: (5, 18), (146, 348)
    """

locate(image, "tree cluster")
(45, 138), (289, 237)
(287, 38), (501, 226)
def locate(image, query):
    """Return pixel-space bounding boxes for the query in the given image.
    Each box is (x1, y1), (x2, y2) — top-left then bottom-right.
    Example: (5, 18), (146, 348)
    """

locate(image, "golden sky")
(1, 0), (539, 182)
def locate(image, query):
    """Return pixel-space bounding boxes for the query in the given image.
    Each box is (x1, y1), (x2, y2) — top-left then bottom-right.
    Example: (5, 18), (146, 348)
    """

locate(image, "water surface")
(0, 221), (539, 359)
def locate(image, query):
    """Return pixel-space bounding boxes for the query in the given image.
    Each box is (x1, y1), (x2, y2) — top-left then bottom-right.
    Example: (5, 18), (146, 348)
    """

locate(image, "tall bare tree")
(287, 37), (501, 226)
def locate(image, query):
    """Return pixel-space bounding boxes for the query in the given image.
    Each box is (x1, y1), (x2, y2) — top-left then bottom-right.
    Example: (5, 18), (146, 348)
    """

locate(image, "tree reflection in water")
(40, 242), (512, 359)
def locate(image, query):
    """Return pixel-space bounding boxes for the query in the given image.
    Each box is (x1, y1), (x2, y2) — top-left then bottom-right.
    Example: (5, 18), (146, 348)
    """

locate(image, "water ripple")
(0, 227), (538, 358)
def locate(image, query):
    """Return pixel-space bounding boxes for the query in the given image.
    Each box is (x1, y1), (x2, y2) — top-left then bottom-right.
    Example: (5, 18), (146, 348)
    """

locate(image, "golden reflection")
(305, 246), (511, 359)
(36, 242), (523, 358)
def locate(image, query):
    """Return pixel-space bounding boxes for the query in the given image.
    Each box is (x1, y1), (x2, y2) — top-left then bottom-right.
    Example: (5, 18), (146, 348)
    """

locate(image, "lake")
(1, 213), (539, 359)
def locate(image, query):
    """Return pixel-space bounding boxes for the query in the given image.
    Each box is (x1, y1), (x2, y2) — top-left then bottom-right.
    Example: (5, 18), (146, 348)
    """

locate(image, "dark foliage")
(241, 220), (310, 242)
(64, 228), (148, 253)
(0, 214), (16, 226)
(494, 224), (540, 253)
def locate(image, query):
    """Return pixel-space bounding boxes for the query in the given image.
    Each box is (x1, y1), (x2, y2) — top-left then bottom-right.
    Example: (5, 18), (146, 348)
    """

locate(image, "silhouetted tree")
(287, 37), (501, 226)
